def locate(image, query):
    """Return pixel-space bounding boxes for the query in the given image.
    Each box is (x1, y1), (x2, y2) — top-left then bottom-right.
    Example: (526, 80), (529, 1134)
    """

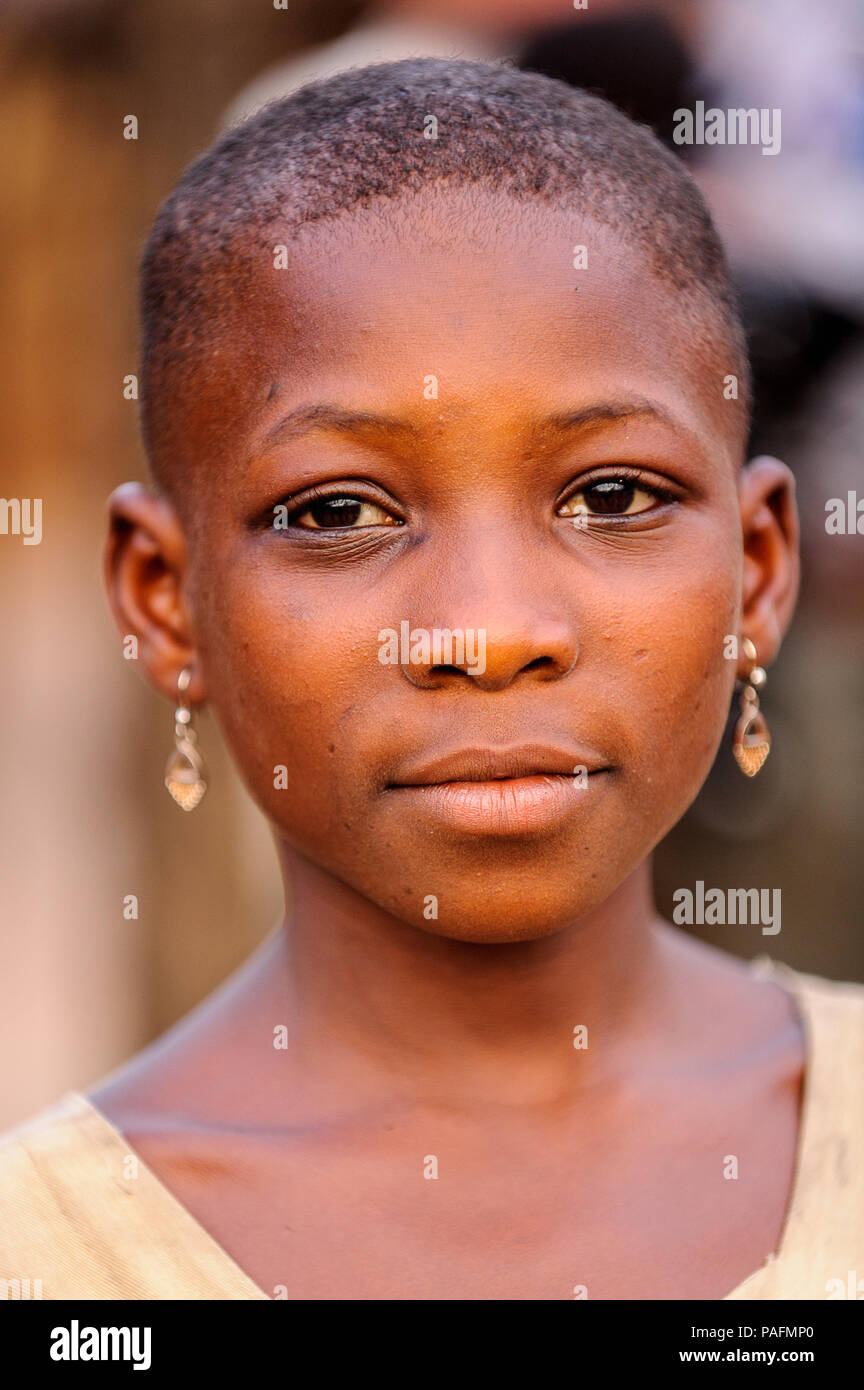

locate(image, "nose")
(397, 530), (579, 693)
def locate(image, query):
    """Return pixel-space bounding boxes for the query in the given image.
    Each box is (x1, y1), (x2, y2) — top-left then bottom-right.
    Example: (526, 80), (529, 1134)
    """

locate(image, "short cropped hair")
(140, 56), (750, 482)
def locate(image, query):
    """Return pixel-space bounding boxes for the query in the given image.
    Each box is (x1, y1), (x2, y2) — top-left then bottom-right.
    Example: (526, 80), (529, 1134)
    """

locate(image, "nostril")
(523, 656), (555, 672)
(429, 665), (463, 679)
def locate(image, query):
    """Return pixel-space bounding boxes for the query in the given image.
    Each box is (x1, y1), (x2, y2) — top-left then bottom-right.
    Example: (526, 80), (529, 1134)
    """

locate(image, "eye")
(289, 494), (401, 530)
(557, 476), (665, 519)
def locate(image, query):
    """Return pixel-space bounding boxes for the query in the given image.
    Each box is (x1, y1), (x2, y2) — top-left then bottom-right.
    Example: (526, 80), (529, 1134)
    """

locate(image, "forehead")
(185, 187), (739, 472)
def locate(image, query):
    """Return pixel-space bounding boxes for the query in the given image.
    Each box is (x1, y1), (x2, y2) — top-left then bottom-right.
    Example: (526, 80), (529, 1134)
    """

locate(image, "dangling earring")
(164, 668), (208, 810)
(732, 638), (771, 777)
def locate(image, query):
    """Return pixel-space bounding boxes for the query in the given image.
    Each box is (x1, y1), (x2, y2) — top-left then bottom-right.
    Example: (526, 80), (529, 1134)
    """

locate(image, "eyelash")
(555, 468), (679, 521)
(267, 469), (678, 533)
(269, 484), (405, 532)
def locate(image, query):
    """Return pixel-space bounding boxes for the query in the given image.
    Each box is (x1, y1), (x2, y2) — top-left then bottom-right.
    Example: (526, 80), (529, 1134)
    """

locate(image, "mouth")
(386, 743), (613, 836)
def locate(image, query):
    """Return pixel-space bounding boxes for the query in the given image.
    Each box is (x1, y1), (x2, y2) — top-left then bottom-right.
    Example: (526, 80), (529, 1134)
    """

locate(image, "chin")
(375, 879), (610, 945)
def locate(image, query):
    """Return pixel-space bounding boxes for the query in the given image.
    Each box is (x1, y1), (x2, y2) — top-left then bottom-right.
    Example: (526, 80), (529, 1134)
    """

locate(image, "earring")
(732, 638), (771, 777)
(164, 668), (208, 810)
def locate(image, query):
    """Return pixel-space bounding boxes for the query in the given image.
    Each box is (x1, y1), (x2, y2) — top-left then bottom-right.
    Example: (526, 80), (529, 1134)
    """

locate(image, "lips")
(391, 743), (607, 786)
(386, 743), (611, 836)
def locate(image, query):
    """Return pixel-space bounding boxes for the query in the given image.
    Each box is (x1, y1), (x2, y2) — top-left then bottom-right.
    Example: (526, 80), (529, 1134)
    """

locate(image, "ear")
(103, 482), (205, 704)
(738, 455), (800, 674)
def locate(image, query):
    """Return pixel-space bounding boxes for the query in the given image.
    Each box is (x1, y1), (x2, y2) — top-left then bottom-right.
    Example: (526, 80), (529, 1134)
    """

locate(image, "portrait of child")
(1, 5), (862, 1318)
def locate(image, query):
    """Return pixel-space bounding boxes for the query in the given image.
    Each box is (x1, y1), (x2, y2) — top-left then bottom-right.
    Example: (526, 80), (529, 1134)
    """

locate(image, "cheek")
(599, 558), (740, 817)
(192, 564), (383, 838)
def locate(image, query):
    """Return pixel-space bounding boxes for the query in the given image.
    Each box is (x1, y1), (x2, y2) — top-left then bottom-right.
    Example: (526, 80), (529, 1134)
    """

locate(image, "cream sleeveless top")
(1, 957), (862, 1300)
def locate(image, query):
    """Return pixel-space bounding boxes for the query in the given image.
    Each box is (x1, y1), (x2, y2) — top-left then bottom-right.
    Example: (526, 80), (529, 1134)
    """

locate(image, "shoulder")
(767, 959), (864, 1203)
(0, 1091), (266, 1300)
(756, 958), (864, 1097)
(0, 1092), (102, 1300)
(728, 962), (864, 1300)
(758, 957), (864, 1032)
(0, 1090), (100, 1211)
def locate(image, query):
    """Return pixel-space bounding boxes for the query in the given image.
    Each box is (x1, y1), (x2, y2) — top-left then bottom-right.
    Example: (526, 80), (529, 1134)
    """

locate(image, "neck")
(236, 849), (670, 1109)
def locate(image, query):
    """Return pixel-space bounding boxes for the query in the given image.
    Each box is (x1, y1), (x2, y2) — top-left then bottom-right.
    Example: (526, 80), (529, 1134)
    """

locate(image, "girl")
(2, 58), (861, 1301)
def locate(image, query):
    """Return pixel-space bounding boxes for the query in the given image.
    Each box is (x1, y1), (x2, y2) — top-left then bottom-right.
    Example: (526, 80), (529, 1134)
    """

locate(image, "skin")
(96, 186), (803, 1299)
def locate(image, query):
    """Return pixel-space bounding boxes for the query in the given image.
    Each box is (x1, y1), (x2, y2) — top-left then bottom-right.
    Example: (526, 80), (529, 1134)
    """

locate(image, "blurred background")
(1, 0), (862, 1127)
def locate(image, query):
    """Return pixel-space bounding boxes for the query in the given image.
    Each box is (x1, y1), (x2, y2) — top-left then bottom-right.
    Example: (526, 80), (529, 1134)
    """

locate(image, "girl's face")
(111, 187), (797, 943)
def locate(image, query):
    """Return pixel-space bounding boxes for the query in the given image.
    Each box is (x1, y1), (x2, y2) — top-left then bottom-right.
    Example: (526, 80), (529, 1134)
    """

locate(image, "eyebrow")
(259, 396), (679, 450)
(531, 399), (679, 439)
(261, 403), (420, 448)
